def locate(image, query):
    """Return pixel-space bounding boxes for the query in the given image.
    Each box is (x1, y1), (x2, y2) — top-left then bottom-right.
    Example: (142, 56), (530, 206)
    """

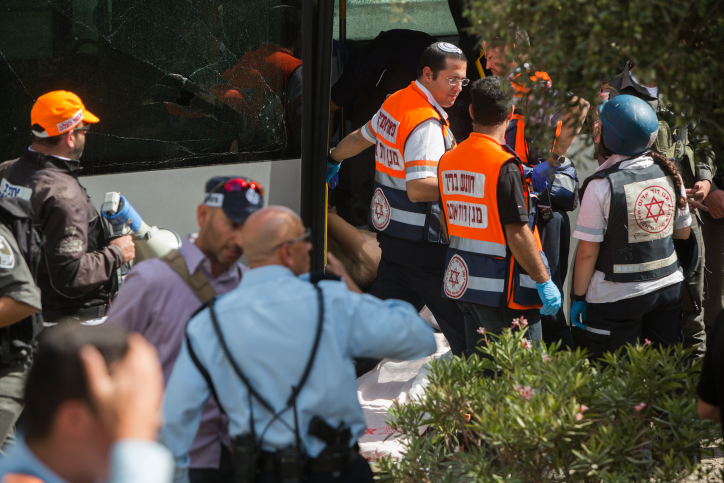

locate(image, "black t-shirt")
(496, 158), (530, 226)
(697, 310), (724, 438)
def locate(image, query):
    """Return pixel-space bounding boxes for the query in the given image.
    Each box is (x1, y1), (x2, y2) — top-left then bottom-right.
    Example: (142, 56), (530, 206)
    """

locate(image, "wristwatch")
(551, 152), (566, 164)
(570, 293), (586, 302)
(327, 148), (342, 166)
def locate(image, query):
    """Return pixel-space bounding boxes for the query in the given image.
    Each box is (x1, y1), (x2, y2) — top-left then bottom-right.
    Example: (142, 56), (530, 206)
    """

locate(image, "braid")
(650, 151), (686, 210)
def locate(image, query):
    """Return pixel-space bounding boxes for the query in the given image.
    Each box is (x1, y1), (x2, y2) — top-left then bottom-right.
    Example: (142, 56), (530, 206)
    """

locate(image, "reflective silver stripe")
(553, 173), (578, 193)
(575, 224), (605, 235)
(468, 276), (505, 293)
(405, 165), (438, 175)
(389, 207), (426, 226)
(586, 326), (610, 336)
(361, 123), (376, 143)
(519, 274), (537, 289)
(613, 252), (678, 274)
(449, 236), (506, 258)
(375, 171), (407, 190)
(675, 212), (691, 225)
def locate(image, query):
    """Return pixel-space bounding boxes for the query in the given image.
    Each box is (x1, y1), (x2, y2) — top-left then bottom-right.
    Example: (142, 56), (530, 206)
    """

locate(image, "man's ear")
(508, 104), (515, 121)
(422, 66), (433, 83)
(54, 400), (95, 440)
(197, 204), (211, 230)
(468, 104), (475, 122)
(278, 244), (294, 270)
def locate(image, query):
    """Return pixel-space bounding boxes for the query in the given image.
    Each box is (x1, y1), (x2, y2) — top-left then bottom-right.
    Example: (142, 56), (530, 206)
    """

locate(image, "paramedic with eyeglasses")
(105, 176), (264, 483)
(326, 42), (469, 371)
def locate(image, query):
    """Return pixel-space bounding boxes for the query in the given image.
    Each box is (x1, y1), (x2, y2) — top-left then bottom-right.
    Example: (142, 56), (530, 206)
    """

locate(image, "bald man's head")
(242, 206), (311, 274)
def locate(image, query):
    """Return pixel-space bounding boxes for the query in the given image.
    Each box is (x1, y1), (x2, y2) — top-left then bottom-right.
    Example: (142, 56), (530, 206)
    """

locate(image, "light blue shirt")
(0, 437), (174, 483)
(160, 265), (436, 479)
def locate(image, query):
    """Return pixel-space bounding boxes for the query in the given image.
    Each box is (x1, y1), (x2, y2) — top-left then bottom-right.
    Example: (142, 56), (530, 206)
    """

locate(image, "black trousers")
(585, 282), (684, 360)
(537, 207), (573, 349)
(189, 444), (234, 483)
(257, 454), (373, 483)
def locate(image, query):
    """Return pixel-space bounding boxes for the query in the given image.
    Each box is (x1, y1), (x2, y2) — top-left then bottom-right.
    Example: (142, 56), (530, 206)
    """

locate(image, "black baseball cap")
(204, 176), (264, 224)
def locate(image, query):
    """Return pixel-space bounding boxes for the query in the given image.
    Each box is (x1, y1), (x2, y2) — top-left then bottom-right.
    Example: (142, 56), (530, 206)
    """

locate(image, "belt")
(43, 305), (109, 323)
(258, 445), (359, 475)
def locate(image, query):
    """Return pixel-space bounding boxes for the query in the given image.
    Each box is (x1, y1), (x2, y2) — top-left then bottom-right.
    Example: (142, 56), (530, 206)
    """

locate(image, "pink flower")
(580, 404), (589, 412)
(477, 327), (487, 335)
(644, 339), (652, 346)
(520, 317), (528, 328)
(634, 402), (647, 412)
(576, 413), (584, 421)
(521, 339), (532, 349)
(511, 318), (520, 328)
(515, 385), (535, 400)
(542, 354), (551, 364)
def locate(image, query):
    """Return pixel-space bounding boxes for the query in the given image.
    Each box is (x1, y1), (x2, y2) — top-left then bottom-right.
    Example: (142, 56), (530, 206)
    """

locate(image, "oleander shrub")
(377, 327), (721, 482)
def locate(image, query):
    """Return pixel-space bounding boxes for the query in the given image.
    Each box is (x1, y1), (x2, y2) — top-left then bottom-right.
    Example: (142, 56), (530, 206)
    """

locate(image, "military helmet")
(598, 95), (659, 156)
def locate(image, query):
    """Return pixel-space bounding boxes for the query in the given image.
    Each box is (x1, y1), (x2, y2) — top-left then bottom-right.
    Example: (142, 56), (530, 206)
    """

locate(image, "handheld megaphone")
(101, 192), (181, 262)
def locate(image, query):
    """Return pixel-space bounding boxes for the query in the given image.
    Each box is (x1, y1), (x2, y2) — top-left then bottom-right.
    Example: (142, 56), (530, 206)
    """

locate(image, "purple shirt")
(106, 235), (246, 469)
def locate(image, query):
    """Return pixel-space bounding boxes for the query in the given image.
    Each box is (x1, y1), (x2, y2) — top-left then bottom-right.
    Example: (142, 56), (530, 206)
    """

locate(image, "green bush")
(377, 328), (721, 482)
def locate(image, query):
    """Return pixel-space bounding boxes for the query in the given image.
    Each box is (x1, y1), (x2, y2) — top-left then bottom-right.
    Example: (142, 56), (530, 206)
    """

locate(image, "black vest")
(581, 161), (679, 283)
(0, 198), (43, 364)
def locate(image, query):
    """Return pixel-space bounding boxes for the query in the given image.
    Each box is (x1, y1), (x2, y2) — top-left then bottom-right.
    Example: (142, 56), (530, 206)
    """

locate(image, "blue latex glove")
(328, 172), (339, 190)
(531, 160), (555, 194)
(569, 300), (588, 330)
(326, 160), (340, 184)
(536, 279), (561, 316)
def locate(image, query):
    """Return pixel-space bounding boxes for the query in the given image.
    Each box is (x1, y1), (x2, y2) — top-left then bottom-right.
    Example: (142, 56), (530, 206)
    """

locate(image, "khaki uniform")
(0, 225), (41, 450)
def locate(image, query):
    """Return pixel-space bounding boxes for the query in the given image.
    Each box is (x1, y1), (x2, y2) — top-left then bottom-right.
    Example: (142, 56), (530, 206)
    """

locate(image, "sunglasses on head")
(209, 178), (265, 197)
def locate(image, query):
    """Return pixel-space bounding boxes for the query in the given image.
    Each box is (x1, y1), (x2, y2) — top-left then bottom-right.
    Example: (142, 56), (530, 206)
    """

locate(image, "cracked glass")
(0, 0), (303, 175)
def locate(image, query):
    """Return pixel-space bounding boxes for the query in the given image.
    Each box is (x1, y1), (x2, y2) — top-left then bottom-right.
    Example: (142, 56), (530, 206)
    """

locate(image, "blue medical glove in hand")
(569, 300), (588, 329)
(328, 172), (339, 190)
(532, 161), (555, 194)
(536, 279), (562, 316)
(326, 160), (340, 184)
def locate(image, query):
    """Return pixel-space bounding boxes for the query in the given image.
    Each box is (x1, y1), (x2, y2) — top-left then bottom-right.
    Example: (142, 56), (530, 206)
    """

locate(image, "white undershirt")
(573, 154), (691, 304)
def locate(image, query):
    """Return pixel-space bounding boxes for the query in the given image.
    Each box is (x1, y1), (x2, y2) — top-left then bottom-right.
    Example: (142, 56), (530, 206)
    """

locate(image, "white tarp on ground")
(356, 324), (451, 462)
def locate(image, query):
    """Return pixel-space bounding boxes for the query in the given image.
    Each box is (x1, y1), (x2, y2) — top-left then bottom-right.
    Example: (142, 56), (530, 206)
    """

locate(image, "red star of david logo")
(644, 196), (665, 222)
(375, 201), (384, 219)
(450, 269), (460, 286)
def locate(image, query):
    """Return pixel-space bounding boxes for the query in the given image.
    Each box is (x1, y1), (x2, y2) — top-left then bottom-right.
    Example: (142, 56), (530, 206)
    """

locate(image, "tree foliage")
(377, 329), (720, 482)
(461, 0), (724, 162)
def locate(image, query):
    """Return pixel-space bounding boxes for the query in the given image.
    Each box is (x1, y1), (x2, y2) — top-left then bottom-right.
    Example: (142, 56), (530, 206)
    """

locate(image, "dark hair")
(416, 42), (467, 79)
(31, 123), (65, 147)
(599, 129), (686, 210)
(23, 325), (129, 441)
(469, 77), (513, 126)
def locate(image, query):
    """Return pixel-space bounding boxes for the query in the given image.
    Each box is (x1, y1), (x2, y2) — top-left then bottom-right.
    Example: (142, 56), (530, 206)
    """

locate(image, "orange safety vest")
(438, 133), (548, 310)
(368, 81), (456, 242)
(507, 71), (562, 166)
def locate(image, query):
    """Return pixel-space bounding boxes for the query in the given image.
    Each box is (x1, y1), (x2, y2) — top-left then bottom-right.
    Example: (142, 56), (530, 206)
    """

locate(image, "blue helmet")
(598, 95), (659, 156)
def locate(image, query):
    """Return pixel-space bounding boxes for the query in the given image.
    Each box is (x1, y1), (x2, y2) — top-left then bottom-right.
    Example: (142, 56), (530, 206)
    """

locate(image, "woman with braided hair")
(570, 95), (692, 360)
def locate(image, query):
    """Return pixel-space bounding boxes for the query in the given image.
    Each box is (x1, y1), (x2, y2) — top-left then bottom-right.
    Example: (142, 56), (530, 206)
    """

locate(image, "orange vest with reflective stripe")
(438, 133), (547, 310)
(508, 71), (562, 166)
(368, 82), (456, 242)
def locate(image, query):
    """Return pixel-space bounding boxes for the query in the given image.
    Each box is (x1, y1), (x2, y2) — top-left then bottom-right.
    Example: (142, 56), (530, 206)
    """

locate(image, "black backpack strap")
(287, 282), (325, 405)
(208, 298), (276, 414)
(185, 331), (226, 415)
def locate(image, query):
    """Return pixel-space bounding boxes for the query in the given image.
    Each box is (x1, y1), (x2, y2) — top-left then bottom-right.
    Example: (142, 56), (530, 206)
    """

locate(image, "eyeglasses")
(445, 76), (470, 87)
(274, 227), (311, 249)
(209, 178), (265, 197)
(72, 125), (91, 134)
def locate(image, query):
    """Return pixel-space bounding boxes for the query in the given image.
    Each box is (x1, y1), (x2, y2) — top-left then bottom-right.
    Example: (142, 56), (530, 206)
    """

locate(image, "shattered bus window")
(0, 0), (303, 175)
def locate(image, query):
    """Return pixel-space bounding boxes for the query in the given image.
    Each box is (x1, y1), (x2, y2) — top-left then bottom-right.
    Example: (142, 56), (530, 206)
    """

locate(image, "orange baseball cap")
(30, 90), (99, 138)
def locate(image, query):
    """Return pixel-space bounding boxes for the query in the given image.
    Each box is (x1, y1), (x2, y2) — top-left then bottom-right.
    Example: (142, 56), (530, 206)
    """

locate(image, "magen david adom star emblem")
(444, 254), (468, 299)
(371, 188), (391, 230)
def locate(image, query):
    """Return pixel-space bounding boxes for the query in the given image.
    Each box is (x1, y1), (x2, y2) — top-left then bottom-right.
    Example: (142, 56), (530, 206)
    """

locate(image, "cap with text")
(31, 90), (99, 138)
(204, 176), (264, 224)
